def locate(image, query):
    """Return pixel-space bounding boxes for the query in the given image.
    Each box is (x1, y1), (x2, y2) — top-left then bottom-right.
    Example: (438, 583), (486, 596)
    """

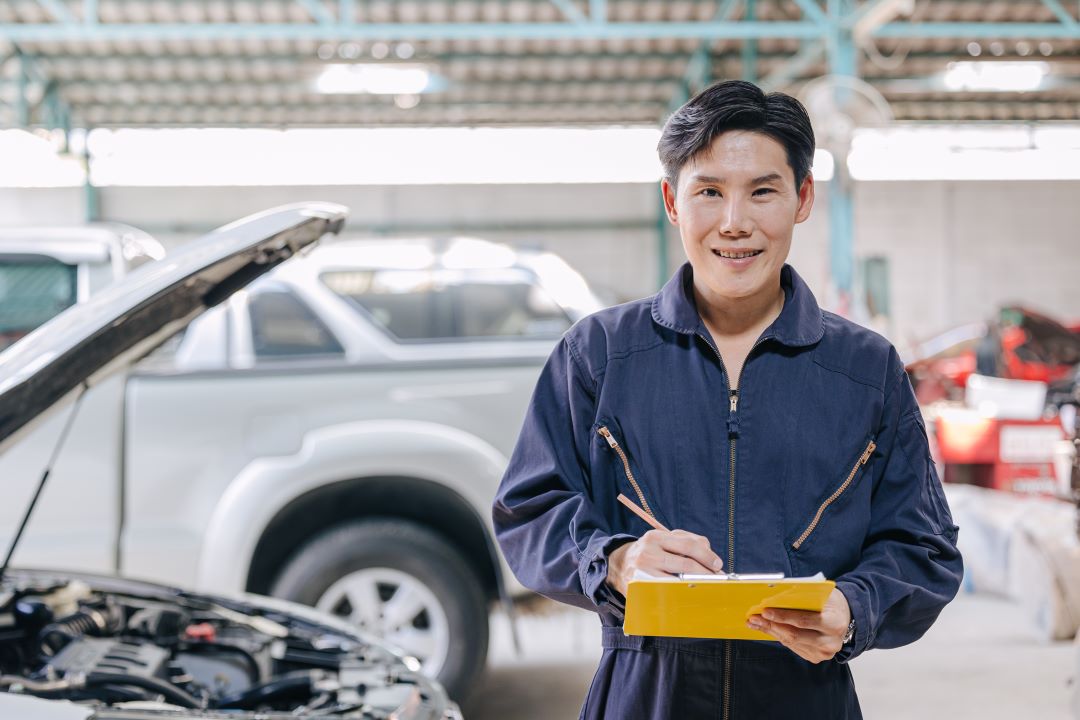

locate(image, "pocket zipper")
(792, 439), (877, 550)
(598, 426), (655, 520)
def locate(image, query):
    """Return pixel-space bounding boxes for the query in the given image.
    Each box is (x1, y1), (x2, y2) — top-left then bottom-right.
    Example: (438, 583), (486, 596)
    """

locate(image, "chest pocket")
(594, 421), (673, 532)
(786, 436), (876, 577)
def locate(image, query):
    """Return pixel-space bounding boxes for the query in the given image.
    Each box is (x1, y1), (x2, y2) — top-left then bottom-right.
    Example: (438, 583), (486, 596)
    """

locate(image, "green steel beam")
(549, 0), (586, 23)
(790, 0), (828, 25)
(666, 0), (741, 117)
(656, 189), (670, 290)
(826, 0), (856, 300)
(742, 0), (758, 82)
(1040, 0), (1078, 27)
(875, 22), (1080, 38)
(33, 48), (1072, 66)
(36, 0), (76, 24)
(841, 0), (907, 30)
(590, 0), (606, 23)
(827, 0), (857, 77)
(0, 21), (828, 42)
(53, 78), (685, 92)
(83, 143), (99, 223)
(3, 18), (1077, 43)
(40, 80), (62, 127)
(41, 73), (1080, 93)
(339, 0), (354, 24)
(759, 39), (824, 91)
(15, 55), (29, 127)
(296, 0), (334, 25)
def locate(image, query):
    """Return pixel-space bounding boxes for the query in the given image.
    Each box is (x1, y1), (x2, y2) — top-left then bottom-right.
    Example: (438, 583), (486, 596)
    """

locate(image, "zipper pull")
(859, 440), (877, 465)
(598, 426), (618, 449)
(727, 390), (740, 438)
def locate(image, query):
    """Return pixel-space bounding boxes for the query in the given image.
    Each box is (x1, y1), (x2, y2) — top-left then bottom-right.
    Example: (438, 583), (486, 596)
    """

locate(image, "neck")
(694, 274), (785, 340)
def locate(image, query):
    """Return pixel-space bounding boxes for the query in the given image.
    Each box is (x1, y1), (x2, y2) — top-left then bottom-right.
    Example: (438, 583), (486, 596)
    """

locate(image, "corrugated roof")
(1, 0), (1078, 128)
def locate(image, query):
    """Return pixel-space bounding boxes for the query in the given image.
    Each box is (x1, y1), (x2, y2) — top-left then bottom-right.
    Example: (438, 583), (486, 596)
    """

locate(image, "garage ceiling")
(1, 0), (1079, 129)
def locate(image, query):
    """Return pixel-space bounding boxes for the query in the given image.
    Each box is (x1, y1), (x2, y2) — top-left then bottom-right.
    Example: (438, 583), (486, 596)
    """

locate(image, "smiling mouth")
(712, 249), (763, 259)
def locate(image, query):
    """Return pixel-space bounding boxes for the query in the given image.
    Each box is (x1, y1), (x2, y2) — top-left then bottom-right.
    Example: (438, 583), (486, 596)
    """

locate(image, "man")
(492, 80), (962, 719)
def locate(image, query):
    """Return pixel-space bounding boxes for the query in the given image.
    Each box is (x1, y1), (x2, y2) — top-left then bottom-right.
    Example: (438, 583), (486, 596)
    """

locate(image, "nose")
(719, 198), (753, 237)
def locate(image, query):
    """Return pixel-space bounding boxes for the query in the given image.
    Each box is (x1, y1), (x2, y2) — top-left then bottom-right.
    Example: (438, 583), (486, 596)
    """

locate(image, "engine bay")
(0, 571), (456, 719)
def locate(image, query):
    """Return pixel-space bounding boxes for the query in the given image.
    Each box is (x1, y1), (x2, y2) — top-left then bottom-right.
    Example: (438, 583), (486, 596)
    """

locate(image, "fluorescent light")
(315, 64), (435, 95)
(0, 130), (85, 188)
(812, 149), (835, 182)
(87, 127), (667, 186)
(847, 126), (1080, 181)
(942, 61), (1049, 92)
(11, 125), (1080, 188)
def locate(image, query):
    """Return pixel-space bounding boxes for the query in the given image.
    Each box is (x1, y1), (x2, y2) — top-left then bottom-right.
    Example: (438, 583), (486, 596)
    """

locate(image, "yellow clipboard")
(623, 575), (836, 641)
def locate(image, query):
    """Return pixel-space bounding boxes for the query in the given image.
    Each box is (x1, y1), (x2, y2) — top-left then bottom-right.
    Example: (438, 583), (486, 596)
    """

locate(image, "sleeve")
(834, 350), (964, 663)
(492, 334), (637, 617)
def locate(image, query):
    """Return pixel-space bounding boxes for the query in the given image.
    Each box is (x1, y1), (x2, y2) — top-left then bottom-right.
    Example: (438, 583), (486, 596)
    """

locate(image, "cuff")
(833, 579), (872, 664)
(578, 533), (637, 617)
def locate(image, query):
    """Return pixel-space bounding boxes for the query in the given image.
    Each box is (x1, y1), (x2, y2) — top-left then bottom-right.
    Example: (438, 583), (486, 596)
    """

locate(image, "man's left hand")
(746, 588), (852, 664)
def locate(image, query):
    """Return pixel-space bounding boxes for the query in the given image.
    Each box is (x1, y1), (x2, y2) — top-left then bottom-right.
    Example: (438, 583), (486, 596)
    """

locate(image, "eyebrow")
(690, 172), (784, 186)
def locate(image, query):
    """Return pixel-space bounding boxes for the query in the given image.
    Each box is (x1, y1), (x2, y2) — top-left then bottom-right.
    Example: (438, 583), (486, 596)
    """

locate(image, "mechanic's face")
(662, 130), (814, 309)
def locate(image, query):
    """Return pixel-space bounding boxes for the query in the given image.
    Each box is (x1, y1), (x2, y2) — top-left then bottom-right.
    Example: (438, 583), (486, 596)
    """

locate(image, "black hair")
(658, 79), (816, 193)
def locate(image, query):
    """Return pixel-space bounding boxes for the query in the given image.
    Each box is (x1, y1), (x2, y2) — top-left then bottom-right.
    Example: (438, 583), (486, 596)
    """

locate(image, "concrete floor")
(465, 592), (1075, 719)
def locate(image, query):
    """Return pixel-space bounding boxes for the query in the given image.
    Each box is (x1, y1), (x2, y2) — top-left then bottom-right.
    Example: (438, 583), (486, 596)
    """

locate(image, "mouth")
(712, 248), (764, 260)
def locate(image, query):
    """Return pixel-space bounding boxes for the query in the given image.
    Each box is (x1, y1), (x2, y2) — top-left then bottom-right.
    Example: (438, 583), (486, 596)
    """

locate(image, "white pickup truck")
(0, 225), (604, 701)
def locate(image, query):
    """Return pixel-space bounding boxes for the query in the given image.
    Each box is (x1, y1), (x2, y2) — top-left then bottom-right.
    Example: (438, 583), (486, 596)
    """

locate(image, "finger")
(749, 617), (841, 663)
(747, 617), (800, 645)
(761, 608), (826, 631)
(659, 531), (724, 573)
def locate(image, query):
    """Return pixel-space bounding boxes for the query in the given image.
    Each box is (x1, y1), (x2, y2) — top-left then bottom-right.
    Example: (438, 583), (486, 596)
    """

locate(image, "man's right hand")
(605, 530), (724, 598)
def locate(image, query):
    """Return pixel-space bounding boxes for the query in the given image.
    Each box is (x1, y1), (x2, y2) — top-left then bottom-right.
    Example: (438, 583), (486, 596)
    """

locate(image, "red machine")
(907, 307), (1080, 405)
(934, 409), (1066, 496)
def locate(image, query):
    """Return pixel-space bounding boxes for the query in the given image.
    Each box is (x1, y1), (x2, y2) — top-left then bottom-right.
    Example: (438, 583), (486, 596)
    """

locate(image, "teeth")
(716, 250), (761, 259)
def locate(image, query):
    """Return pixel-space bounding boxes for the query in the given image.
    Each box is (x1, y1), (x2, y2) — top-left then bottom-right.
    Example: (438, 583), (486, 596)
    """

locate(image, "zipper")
(723, 388), (736, 720)
(695, 329), (773, 720)
(696, 332), (739, 720)
(791, 439), (878, 550)
(597, 426), (655, 520)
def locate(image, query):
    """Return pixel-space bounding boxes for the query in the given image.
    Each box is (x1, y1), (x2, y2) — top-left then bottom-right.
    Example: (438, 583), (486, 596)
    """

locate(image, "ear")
(661, 178), (679, 224)
(794, 173), (815, 224)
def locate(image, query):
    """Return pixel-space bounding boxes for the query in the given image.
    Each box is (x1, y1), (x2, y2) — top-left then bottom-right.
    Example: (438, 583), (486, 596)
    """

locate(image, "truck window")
(249, 288), (345, 359)
(322, 269), (572, 342)
(0, 254), (78, 352)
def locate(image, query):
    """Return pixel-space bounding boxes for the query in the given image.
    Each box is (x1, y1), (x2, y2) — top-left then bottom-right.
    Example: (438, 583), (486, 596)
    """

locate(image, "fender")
(195, 419), (510, 595)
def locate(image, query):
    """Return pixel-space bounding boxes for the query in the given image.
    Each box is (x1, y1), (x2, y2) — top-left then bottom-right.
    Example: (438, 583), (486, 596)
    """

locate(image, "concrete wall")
(1, 180), (1077, 347)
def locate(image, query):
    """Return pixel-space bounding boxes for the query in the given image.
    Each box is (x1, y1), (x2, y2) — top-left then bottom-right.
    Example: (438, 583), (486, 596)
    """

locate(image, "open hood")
(0, 203), (346, 455)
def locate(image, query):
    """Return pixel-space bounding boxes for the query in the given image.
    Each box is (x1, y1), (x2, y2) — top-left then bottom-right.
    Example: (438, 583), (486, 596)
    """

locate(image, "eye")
(701, 188), (721, 197)
(753, 188), (775, 196)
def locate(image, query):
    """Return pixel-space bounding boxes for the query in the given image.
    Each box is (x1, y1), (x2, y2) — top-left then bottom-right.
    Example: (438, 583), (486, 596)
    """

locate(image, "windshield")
(322, 267), (574, 342)
(1017, 310), (1080, 366)
(0, 254), (78, 352)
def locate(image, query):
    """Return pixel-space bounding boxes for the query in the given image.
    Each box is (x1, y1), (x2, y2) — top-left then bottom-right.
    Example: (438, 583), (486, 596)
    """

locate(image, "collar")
(650, 262), (824, 348)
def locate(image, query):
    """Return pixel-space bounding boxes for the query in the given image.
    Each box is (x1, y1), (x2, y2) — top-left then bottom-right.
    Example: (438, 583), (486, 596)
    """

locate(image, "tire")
(269, 518), (488, 702)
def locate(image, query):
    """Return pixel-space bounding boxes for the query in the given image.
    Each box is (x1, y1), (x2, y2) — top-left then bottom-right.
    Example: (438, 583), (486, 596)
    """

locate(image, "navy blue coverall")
(493, 263), (963, 719)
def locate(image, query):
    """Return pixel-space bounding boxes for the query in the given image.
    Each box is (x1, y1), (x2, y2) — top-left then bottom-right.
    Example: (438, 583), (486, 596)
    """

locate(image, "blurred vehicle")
(0, 224), (164, 352)
(0, 204), (460, 719)
(1, 230), (604, 701)
(906, 306), (1080, 405)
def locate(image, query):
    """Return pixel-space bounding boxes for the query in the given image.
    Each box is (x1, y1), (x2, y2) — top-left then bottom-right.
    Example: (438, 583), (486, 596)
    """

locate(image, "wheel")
(269, 518), (489, 701)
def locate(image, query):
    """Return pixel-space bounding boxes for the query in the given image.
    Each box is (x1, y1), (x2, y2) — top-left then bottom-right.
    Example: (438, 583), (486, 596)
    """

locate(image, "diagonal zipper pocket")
(598, 425), (658, 523)
(792, 438), (877, 550)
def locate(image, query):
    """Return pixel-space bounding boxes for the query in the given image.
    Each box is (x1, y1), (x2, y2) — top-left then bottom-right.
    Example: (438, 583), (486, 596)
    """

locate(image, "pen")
(617, 493), (670, 532)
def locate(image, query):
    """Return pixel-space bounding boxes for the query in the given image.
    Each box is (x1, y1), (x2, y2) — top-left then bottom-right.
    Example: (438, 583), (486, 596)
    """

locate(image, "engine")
(0, 573), (458, 719)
